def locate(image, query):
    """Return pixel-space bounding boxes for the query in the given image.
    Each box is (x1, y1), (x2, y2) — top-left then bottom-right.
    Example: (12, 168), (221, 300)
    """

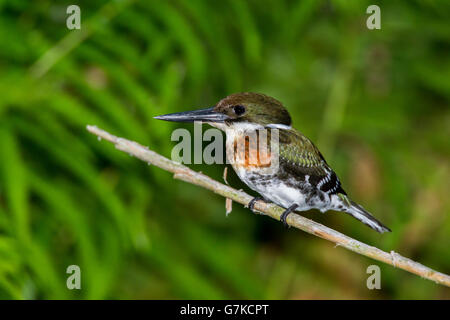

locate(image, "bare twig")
(87, 125), (450, 288)
(225, 198), (233, 216)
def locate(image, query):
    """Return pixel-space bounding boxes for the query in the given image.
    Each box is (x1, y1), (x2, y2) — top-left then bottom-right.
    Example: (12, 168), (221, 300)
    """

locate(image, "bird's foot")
(280, 204), (299, 228)
(247, 197), (265, 212)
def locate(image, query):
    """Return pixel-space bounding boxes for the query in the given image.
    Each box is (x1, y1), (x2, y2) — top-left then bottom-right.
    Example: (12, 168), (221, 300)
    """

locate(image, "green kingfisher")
(154, 92), (391, 233)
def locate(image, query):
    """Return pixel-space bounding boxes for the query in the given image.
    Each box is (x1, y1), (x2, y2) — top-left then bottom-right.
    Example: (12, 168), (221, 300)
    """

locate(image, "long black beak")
(154, 107), (229, 123)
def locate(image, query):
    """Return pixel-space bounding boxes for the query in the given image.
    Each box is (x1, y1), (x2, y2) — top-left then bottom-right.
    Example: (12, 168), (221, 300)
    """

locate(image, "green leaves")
(0, 0), (448, 299)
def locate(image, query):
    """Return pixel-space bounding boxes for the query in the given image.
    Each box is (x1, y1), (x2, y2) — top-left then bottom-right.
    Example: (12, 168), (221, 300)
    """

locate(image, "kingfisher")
(154, 92), (391, 233)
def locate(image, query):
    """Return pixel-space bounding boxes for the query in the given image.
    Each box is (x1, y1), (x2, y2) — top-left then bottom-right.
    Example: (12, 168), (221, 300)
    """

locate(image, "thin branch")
(87, 125), (450, 288)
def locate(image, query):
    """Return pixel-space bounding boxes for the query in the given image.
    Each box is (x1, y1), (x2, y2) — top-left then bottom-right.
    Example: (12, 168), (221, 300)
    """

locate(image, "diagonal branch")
(86, 125), (450, 288)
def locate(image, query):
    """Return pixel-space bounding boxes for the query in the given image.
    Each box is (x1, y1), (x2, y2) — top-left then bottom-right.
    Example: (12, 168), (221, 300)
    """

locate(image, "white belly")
(234, 167), (322, 211)
(261, 181), (309, 210)
(224, 127), (330, 212)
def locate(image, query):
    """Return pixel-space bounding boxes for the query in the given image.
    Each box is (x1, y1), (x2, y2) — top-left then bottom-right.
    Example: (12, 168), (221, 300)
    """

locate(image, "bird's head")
(154, 92), (292, 131)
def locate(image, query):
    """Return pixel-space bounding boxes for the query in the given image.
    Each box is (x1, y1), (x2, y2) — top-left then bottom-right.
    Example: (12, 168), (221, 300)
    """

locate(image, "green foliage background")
(0, 0), (449, 299)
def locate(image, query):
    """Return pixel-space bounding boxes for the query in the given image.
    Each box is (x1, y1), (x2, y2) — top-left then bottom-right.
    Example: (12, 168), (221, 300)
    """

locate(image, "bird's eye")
(233, 105), (246, 116)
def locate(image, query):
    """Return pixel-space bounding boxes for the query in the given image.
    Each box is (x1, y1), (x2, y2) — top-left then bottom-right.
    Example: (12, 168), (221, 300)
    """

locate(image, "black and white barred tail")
(332, 194), (391, 233)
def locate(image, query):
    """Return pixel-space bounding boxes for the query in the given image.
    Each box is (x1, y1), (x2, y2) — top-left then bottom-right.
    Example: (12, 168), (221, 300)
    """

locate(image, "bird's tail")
(332, 194), (391, 233)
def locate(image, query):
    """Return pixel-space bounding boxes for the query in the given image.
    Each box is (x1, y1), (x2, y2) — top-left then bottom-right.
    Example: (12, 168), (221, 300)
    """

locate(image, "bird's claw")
(248, 197), (264, 212)
(280, 204), (299, 228)
(280, 212), (290, 228)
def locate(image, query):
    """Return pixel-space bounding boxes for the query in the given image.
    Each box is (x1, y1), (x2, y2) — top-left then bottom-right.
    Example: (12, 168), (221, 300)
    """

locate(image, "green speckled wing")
(274, 128), (346, 195)
(278, 129), (326, 168)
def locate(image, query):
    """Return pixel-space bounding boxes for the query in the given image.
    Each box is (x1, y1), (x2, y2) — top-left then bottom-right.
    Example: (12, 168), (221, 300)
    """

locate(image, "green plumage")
(278, 128), (326, 169)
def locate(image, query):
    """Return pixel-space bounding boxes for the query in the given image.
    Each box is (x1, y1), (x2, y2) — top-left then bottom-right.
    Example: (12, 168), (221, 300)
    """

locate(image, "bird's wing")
(275, 128), (346, 195)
